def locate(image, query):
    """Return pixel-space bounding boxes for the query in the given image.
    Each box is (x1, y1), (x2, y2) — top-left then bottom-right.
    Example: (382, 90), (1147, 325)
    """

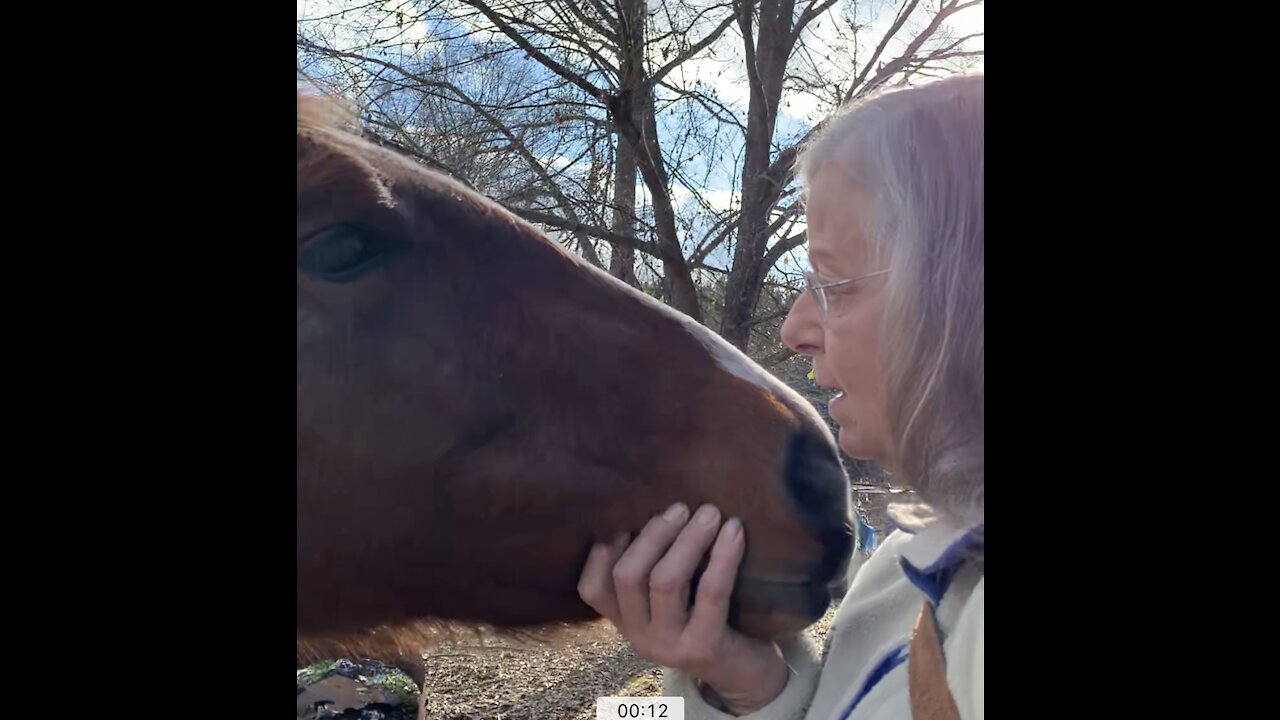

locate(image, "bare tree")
(297, 0), (983, 352)
(720, 0), (983, 349)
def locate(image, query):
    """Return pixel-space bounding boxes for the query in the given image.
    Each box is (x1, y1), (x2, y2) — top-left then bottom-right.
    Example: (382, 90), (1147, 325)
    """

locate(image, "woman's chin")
(836, 425), (864, 458)
(837, 426), (888, 468)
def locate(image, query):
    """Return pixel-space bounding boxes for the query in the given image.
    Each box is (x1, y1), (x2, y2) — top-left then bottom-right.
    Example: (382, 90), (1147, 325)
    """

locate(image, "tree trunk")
(609, 128), (638, 287)
(722, 0), (795, 349)
(613, 0), (701, 320)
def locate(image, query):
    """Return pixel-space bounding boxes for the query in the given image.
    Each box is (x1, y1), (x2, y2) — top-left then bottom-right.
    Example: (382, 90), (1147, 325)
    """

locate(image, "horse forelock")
(297, 91), (396, 209)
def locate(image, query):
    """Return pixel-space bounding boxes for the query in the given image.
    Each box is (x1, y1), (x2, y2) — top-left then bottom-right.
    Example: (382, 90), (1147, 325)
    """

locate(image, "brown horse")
(297, 89), (853, 685)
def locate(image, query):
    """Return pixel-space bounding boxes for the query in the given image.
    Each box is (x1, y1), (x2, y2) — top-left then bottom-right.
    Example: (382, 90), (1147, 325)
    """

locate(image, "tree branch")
(690, 210), (742, 267)
(655, 79), (748, 135)
(789, 0), (839, 46)
(299, 48), (642, 266)
(909, 49), (984, 65)
(748, 306), (792, 327)
(507, 10), (620, 78)
(754, 0), (981, 210)
(841, 0), (920, 104)
(843, 0), (978, 103)
(362, 122), (473, 184)
(585, 0), (618, 27)
(935, 31), (984, 55)
(763, 197), (800, 238)
(735, 0), (765, 103)
(652, 12), (737, 84)
(761, 230), (807, 271)
(458, 0), (609, 100)
(507, 208), (677, 261)
(562, 0), (620, 47)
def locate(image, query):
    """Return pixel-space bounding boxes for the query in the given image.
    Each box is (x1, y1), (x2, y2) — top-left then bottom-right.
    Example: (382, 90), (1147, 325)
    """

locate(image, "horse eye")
(298, 226), (395, 283)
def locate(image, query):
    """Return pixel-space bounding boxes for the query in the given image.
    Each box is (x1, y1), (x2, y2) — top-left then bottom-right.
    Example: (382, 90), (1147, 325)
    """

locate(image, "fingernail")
(664, 502), (689, 522)
(695, 504), (720, 525)
(725, 517), (743, 540)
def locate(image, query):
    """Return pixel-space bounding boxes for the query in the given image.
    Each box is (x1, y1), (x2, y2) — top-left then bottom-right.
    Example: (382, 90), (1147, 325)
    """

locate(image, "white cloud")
(669, 184), (740, 213)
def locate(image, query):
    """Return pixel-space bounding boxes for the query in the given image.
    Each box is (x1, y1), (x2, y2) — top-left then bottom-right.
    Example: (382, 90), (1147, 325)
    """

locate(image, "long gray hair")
(800, 75), (984, 528)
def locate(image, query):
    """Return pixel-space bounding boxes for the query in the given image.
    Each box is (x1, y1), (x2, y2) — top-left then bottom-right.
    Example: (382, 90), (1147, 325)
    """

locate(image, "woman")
(577, 73), (984, 720)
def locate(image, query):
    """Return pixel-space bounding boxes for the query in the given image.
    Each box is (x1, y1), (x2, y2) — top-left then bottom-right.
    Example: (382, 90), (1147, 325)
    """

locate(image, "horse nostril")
(783, 432), (847, 524)
(783, 431), (854, 582)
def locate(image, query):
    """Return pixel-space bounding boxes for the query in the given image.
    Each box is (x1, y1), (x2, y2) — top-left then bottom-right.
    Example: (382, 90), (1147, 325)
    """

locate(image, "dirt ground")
(299, 606), (839, 720)
(423, 609), (840, 720)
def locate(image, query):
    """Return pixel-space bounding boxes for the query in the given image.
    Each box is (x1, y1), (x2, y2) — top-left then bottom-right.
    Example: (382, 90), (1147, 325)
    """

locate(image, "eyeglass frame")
(802, 269), (889, 316)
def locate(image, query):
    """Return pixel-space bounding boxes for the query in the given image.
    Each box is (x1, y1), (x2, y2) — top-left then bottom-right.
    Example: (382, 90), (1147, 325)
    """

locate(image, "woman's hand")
(577, 503), (788, 715)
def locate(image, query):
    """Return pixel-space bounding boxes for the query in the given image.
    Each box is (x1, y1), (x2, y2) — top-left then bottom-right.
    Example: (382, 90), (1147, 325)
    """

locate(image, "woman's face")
(782, 163), (895, 468)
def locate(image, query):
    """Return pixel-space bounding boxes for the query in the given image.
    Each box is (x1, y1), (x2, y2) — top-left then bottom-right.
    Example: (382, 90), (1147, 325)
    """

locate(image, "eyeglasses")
(802, 269), (889, 316)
